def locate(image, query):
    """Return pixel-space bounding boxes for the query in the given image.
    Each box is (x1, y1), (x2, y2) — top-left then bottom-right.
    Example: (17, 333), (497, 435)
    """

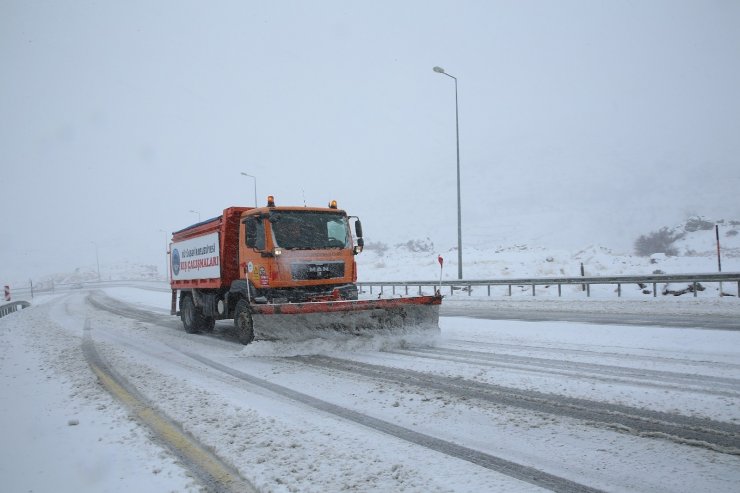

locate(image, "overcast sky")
(2, 0), (739, 283)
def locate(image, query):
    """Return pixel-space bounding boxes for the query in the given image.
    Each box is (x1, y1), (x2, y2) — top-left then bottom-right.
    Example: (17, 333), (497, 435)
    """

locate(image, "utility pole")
(716, 225), (723, 296)
(91, 241), (100, 282)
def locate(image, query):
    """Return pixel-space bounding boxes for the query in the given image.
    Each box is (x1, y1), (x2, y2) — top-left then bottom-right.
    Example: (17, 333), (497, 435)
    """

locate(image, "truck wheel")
(234, 299), (254, 345)
(202, 316), (216, 332)
(180, 295), (201, 334)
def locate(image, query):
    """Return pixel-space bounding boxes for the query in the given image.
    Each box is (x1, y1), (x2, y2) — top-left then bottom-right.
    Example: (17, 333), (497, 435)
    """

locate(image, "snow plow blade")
(245, 294), (442, 343)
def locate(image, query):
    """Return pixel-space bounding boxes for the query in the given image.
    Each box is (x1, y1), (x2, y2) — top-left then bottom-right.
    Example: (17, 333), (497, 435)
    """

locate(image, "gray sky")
(2, 0), (739, 283)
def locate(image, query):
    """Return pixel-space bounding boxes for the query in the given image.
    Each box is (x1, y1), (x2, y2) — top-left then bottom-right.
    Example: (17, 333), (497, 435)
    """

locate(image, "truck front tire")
(234, 299), (254, 345)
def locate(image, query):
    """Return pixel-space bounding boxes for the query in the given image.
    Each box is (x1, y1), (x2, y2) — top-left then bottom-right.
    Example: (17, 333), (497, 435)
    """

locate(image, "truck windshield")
(270, 211), (349, 250)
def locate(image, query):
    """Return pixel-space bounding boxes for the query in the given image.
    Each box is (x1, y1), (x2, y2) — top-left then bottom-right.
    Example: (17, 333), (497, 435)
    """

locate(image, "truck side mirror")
(353, 238), (364, 255)
(353, 219), (364, 255)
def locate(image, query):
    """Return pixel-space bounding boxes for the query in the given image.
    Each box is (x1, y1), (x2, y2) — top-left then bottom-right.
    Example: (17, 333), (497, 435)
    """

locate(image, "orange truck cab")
(238, 197), (363, 303)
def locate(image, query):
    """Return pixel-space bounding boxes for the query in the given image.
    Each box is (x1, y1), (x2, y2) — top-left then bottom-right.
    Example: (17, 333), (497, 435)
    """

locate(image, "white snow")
(1, 224), (739, 491)
(1, 281), (739, 492)
(0, 294), (200, 493)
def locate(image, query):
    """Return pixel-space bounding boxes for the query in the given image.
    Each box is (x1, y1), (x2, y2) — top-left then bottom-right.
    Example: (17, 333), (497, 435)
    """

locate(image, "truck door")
(240, 215), (270, 288)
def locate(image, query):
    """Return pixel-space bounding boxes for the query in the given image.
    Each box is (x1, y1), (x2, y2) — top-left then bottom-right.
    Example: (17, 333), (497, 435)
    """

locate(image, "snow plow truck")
(169, 196), (441, 344)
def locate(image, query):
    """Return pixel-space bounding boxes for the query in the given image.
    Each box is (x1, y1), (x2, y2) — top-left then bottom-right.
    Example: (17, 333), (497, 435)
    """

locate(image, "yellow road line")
(84, 332), (256, 492)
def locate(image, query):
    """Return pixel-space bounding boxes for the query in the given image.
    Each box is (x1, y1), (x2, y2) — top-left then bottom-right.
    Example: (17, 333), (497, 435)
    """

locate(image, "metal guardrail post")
(532, 284), (535, 297)
(617, 283), (621, 297)
(587, 284), (591, 297)
(558, 284), (562, 297)
(580, 262), (585, 291)
(653, 283), (657, 297)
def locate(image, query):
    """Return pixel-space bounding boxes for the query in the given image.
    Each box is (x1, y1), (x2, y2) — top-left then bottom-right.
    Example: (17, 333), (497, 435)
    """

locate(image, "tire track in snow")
(389, 346), (740, 397)
(87, 290), (604, 492)
(86, 290), (740, 484)
(445, 339), (740, 372)
(89, 289), (740, 454)
(87, 291), (244, 344)
(88, 290), (740, 454)
(182, 351), (604, 493)
(87, 290), (180, 328)
(294, 355), (740, 456)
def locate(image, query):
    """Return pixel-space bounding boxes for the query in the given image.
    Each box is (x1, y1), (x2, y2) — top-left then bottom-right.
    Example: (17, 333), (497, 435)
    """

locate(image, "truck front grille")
(290, 261), (345, 280)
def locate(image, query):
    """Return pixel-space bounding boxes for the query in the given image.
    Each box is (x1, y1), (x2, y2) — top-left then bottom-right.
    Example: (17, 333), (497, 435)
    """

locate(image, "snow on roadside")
(0, 298), (202, 493)
(2, 283), (739, 492)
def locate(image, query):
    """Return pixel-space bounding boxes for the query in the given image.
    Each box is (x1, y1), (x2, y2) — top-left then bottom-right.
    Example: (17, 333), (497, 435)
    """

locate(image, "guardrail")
(0, 300), (31, 318)
(358, 272), (740, 298)
(3, 274), (739, 301)
(6, 279), (169, 298)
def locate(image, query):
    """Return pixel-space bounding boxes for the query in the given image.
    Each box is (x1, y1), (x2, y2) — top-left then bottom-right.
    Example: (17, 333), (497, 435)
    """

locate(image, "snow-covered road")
(2, 288), (739, 492)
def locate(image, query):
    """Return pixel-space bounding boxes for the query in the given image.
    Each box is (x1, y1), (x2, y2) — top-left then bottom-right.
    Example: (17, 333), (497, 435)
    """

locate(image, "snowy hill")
(357, 217), (740, 282)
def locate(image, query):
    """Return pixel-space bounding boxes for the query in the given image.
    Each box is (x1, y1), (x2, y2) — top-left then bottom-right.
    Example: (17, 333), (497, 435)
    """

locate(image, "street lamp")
(240, 172), (258, 207)
(90, 241), (101, 282)
(433, 65), (463, 279)
(189, 209), (201, 222)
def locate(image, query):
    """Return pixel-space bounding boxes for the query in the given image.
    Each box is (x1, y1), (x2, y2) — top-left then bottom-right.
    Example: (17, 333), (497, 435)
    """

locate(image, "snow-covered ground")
(1, 286), (739, 492)
(356, 219), (740, 286)
(0, 292), (201, 493)
(1, 221), (739, 491)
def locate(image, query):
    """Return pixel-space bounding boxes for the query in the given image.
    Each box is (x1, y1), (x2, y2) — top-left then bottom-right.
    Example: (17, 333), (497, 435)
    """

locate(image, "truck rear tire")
(234, 299), (254, 345)
(203, 317), (215, 332)
(181, 295), (205, 334)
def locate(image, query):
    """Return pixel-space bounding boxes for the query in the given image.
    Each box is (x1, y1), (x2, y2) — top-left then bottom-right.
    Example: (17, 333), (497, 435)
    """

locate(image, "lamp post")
(189, 209), (201, 222)
(240, 172), (258, 207)
(90, 241), (100, 282)
(433, 66), (463, 279)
